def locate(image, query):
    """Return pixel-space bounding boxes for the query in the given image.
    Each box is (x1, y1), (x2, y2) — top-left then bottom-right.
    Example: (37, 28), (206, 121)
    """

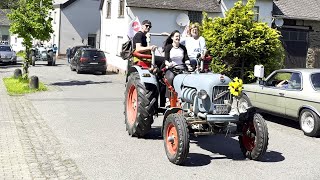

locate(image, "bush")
(201, 0), (285, 82)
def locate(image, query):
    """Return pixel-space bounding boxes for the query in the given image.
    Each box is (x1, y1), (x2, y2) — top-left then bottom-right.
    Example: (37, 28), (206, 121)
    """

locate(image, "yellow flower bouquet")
(228, 77), (243, 97)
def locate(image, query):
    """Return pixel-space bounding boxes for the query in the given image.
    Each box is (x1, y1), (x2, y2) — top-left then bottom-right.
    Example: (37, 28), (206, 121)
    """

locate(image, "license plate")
(90, 62), (98, 64)
(214, 104), (229, 114)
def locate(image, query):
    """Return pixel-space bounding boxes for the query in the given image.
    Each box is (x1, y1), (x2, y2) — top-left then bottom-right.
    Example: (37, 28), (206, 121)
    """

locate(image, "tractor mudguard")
(161, 107), (183, 135)
(127, 65), (158, 88)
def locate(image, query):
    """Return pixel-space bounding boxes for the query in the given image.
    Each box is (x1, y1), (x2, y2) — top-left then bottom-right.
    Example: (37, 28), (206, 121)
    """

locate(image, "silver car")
(0, 44), (17, 64)
(243, 68), (320, 137)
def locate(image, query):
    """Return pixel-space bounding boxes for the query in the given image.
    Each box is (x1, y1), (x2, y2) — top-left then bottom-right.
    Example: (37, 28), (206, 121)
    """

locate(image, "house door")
(280, 28), (309, 68)
(88, 34), (96, 48)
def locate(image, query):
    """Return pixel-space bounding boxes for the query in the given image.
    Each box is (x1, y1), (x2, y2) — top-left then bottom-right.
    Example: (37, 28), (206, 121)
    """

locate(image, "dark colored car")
(70, 48), (107, 74)
(70, 45), (91, 59)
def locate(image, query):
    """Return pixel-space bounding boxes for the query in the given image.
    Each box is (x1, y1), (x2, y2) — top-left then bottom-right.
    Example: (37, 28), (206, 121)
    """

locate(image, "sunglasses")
(145, 24), (152, 28)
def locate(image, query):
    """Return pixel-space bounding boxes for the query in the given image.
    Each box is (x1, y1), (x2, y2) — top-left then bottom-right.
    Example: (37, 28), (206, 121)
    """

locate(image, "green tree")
(7, 0), (53, 79)
(201, 0), (284, 82)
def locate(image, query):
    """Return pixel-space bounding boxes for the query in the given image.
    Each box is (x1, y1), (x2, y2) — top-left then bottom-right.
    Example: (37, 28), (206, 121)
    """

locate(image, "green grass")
(3, 77), (48, 95)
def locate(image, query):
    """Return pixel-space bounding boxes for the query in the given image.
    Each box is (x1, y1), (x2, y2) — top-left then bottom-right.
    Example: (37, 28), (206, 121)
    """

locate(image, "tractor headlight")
(197, 89), (208, 100)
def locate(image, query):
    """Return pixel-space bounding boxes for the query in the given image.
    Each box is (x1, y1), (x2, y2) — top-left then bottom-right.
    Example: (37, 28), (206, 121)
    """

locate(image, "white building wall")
(53, 0), (100, 55)
(51, 7), (61, 54)
(220, 0), (273, 26)
(10, 35), (25, 52)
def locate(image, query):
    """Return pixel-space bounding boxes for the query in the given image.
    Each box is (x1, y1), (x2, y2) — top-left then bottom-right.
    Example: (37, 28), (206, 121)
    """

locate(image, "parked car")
(69, 45), (91, 59)
(0, 44), (17, 64)
(242, 67), (320, 137)
(70, 48), (107, 74)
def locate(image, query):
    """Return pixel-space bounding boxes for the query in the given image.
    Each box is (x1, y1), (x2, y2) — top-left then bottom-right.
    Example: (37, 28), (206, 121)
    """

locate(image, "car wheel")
(76, 65), (82, 74)
(238, 94), (252, 113)
(70, 65), (75, 71)
(101, 71), (106, 75)
(299, 109), (320, 137)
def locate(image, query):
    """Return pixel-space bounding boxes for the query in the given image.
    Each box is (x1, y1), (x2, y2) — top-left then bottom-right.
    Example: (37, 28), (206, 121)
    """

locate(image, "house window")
(188, 11), (202, 24)
(106, 0), (111, 18)
(54, 11), (57, 24)
(118, 0), (124, 18)
(253, 6), (259, 22)
(117, 36), (123, 56)
(105, 35), (111, 53)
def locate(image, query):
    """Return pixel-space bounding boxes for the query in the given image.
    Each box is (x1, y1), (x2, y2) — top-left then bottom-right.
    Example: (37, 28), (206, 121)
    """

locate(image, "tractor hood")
(173, 73), (232, 97)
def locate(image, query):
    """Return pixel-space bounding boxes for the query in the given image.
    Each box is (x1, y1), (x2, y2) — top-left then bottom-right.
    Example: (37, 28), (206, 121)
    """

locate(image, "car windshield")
(82, 50), (105, 58)
(71, 46), (90, 57)
(311, 73), (320, 91)
(0, 46), (11, 51)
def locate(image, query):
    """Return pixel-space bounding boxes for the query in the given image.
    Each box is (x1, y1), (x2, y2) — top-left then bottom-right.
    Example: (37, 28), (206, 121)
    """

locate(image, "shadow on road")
(182, 135), (285, 167)
(142, 126), (285, 166)
(143, 126), (162, 140)
(0, 62), (23, 68)
(50, 80), (112, 86)
(261, 113), (300, 130)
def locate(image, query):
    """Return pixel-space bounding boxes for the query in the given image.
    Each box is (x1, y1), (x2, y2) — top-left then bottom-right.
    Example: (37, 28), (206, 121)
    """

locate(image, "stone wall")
(305, 21), (320, 68)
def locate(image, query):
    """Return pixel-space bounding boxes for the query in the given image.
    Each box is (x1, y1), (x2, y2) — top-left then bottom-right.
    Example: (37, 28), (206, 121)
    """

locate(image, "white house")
(50, 0), (101, 56)
(219, 0), (273, 26)
(99, 0), (273, 73)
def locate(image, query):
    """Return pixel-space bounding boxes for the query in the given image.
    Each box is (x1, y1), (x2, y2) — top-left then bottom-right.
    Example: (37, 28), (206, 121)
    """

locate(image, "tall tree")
(8, 0), (53, 79)
(201, 0), (284, 82)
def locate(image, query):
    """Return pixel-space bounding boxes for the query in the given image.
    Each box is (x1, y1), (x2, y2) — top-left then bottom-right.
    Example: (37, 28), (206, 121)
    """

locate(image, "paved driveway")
(2, 59), (320, 179)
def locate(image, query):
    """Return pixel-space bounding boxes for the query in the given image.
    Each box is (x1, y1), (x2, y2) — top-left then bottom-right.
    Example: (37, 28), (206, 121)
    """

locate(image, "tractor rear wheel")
(239, 113), (268, 160)
(124, 72), (157, 137)
(163, 113), (189, 165)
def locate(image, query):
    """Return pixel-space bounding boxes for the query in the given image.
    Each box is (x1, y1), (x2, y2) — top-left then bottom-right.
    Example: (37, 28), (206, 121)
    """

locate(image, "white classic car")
(243, 67), (320, 137)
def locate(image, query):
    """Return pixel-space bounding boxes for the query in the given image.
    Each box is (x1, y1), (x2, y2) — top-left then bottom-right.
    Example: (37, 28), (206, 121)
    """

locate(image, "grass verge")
(3, 77), (48, 95)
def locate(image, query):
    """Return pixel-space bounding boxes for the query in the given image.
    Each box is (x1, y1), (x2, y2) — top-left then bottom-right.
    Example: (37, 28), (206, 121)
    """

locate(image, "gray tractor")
(30, 45), (56, 66)
(124, 51), (269, 165)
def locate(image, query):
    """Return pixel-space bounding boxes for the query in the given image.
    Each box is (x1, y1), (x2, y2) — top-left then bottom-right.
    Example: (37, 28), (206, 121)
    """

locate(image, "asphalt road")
(1, 59), (320, 180)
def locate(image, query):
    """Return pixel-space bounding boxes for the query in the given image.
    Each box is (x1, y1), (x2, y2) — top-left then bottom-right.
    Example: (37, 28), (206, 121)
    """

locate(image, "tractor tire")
(163, 113), (189, 165)
(239, 113), (268, 160)
(124, 72), (157, 137)
(299, 109), (320, 137)
(31, 56), (36, 66)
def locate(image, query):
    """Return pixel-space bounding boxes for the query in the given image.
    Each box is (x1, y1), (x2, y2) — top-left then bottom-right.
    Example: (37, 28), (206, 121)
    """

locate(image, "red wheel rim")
(242, 122), (256, 151)
(166, 123), (178, 155)
(127, 85), (138, 125)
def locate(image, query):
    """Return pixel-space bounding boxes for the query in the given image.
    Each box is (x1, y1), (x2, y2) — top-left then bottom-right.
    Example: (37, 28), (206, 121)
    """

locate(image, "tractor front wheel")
(239, 113), (268, 160)
(163, 113), (189, 165)
(124, 72), (157, 137)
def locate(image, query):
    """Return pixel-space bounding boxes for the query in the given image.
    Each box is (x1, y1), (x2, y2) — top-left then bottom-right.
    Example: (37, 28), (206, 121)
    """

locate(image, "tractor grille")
(212, 86), (231, 104)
